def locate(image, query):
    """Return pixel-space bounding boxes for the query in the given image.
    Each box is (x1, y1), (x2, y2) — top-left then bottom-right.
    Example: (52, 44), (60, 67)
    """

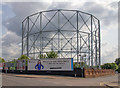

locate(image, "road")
(2, 73), (118, 86)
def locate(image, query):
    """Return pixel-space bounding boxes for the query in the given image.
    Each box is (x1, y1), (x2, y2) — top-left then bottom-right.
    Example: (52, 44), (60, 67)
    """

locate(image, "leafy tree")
(10, 59), (16, 70)
(38, 54), (47, 59)
(73, 62), (88, 68)
(101, 63), (110, 69)
(101, 63), (118, 70)
(46, 51), (58, 58)
(18, 55), (29, 60)
(18, 55), (29, 66)
(118, 64), (120, 73)
(38, 51), (58, 59)
(111, 63), (118, 70)
(115, 58), (120, 65)
(73, 62), (77, 68)
(0, 57), (5, 63)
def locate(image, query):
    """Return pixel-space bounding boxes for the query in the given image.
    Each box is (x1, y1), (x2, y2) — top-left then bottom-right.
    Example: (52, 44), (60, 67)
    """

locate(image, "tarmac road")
(2, 73), (119, 86)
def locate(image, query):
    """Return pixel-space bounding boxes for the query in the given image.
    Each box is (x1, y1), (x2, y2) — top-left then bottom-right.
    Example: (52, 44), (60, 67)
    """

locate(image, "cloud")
(1, 31), (21, 60)
(81, 2), (117, 26)
(3, 2), (118, 36)
(2, 2), (51, 36)
(0, 10), (2, 15)
(101, 41), (118, 64)
(2, 31), (21, 46)
(2, 2), (52, 60)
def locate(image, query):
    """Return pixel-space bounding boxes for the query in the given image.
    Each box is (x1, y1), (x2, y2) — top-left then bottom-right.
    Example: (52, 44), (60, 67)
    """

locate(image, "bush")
(118, 64), (120, 73)
(0, 57), (5, 63)
(101, 63), (118, 70)
(38, 51), (58, 59)
(115, 58), (120, 65)
(73, 63), (77, 68)
(46, 51), (58, 58)
(18, 55), (29, 66)
(73, 62), (88, 68)
(38, 54), (47, 59)
(18, 55), (29, 60)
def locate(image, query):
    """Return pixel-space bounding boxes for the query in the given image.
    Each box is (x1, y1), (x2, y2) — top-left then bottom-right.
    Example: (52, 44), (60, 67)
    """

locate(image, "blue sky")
(0, 0), (118, 64)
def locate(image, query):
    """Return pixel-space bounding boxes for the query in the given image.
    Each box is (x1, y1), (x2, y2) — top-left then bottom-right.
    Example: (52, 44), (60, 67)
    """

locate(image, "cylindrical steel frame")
(22, 9), (101, 68)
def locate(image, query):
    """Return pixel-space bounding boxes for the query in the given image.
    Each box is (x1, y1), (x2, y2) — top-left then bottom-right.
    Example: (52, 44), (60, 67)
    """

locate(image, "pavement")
(100, 81), (118, 87)
(100, 74), (119, 88)
(2, 73), (119, 87)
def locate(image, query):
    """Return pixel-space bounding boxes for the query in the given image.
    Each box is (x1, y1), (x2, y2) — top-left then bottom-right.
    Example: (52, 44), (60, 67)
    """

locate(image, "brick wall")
(84, 68), (115, 78)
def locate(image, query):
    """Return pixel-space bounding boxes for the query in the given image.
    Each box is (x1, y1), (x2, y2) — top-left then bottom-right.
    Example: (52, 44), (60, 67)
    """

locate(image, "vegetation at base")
(46, 51), (58, 58)
(118, 64), (120, 73)
(73, 62), (88, 68)
(115, 58), (120, 65)
(9, 59), (16, 70)
(18, 55), (29, 66)
(2, 52), (120, 73)
(0, 57), (5, 63)
(18, 55), (29, 60)
(115, 58), (120, 73)
(101, 63), (118, 70)
(101, 58), (120, 73)
(38, 54), (47, 59)
(38, 51), (58, 59)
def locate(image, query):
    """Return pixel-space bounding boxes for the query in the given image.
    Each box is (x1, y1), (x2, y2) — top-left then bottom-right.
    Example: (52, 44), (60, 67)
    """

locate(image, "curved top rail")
(22, 9), (99, 22)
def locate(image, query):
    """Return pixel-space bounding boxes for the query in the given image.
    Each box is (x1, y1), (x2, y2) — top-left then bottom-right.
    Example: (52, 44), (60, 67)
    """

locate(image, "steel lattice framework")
(22, 9), (101, 68)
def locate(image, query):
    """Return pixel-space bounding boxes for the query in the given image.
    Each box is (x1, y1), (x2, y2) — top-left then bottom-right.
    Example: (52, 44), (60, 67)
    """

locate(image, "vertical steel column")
(91, 15), (93, 67)
(27, 17), (29, 57)
(80, 34), (81, 66)
(22, 22), (24, 55)
(77, 11), (79, 66)
(58, 10), (60, 57)
(33, 34), (35, 59)
(88, 33), (90, 67)
(98, 20), (101, 69)
(71, 38), (72, 58)
(42, 37), (43, 54)
(40, 12), (42, 58)
(61, 39), (62, 58)
(95, 31), (97, 67)
(51, 38), (53, 51)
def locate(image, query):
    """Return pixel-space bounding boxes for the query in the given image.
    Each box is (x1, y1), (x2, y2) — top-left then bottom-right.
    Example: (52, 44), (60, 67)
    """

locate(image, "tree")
(0, 57), (5, 63)
(115, 58), (120, 65)
(18, 55), (29, 60)
(111, 63), (118, 70)
(118, 64), (120, 73)
(38, 51), (58, 59)
(46, 51), (58, 58)
(101, 63), (118, 70)
(73, 62), (88, 68)
(73, 62), (77, 68)
(38, 54), (47, 59)
(18, 55), (29, 66)
(10, 59), (16, 70)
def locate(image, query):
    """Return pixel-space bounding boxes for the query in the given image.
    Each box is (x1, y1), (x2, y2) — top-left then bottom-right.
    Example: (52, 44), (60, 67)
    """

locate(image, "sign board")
(4, 62), (11, 70)
(16, 60), (26, 70)
(28, 58), (73, 71)
(9, 62), (16, 70)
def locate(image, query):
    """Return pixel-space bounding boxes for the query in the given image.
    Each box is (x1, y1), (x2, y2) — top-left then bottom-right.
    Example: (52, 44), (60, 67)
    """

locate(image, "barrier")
(84, 68), (115, 78)
(2, 68), (82, 77)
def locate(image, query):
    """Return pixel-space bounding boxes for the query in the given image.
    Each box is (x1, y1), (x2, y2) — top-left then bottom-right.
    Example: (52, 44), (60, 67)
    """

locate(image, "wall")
(84, 68), (115, 78)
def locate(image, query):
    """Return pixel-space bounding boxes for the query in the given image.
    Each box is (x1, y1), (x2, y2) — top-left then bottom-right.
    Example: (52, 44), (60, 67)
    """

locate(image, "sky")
(0, 0), (119, 64)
